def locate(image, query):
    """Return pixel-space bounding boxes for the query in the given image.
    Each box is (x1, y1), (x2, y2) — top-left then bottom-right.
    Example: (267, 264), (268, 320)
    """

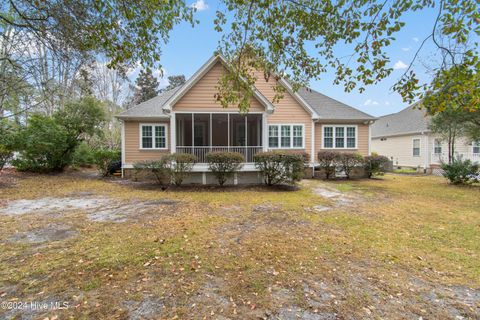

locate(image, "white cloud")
(385, 101), (391, 106)
(401, 47), (410, 52)
(363, 99), (380, 106)
(191, 0), (209, 11)
(412, 37), (419, 42)
(393, 60), (408, 70)
(126, 61), (142, 77)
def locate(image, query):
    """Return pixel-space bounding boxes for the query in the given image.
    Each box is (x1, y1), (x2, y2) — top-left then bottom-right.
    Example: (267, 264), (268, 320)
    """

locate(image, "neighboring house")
(117, 54), (376, 184)
(371, 103), (480, 171)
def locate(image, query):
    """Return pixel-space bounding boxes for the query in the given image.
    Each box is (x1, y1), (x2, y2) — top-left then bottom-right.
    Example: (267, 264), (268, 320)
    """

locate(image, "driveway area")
(0, 170), (479, 319)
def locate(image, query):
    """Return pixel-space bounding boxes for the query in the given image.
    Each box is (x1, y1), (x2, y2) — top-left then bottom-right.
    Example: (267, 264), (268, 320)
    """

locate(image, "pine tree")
(161, 75), (186, 92)
(133, 69), (159, 104)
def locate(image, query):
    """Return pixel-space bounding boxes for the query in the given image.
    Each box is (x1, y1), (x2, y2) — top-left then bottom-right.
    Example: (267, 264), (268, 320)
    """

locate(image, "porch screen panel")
(230, 114), (246, 146)
(176, 114), (192, 146)
(212, 114), (228, 146)
(194, 114), (210, 146)
(247, 114), (262, 147)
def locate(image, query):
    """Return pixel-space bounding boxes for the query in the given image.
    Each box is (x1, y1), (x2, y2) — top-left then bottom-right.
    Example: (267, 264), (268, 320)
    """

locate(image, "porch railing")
(431, 152), (480, 164)
(176, 146), (263, 163)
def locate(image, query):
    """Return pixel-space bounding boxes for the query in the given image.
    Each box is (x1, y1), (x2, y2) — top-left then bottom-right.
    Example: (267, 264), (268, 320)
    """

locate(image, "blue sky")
(148, 0), (442, 117)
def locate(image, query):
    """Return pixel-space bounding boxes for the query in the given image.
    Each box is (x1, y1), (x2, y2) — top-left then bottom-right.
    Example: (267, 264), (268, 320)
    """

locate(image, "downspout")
(121, 120), (125, 178)
(422, 132), (430, 173)
(311, 119), (319, 177)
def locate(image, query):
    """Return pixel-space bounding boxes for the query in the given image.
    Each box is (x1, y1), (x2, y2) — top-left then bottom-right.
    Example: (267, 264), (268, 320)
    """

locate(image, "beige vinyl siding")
(314, 123), (369, 157)
(173, 62), (264, 112)
(124, 120), (170, 164)
(252, 70), (312, 156)
(371, 133), (427, 167)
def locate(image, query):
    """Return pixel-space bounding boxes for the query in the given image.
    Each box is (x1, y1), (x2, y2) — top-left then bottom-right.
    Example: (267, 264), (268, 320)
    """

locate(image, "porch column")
(262, 113), (268, 151)
(170, 113), (176, 154)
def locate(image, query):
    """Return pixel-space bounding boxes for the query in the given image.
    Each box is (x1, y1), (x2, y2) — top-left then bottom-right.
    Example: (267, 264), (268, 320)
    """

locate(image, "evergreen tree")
(162, 75), (186, 92)
(133, 69), (159, 104)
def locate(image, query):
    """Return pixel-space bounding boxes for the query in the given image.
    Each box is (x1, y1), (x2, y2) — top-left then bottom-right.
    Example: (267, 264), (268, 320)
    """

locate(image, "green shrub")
(13, 97), (105, 172)
(205, 152), (244, 186)
(133, 160), (167, 184)
(0, 145), (13, 172)
(72, 142), (95, 167)
(93, 149), (120, 177)
(336, 152), (364, 179)
(254, 151), (305, 186)
(317, 151), (338, 179)
(163, 153), (196, 186)
(364, 155), (390, 178)
(441, 158), (479, 185)
(13, 115), (71, 172)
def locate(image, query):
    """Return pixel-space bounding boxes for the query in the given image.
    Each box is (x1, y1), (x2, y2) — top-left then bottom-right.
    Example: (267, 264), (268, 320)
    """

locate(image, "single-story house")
(371, 103), (480, 171)
(117, 54), (376, 184)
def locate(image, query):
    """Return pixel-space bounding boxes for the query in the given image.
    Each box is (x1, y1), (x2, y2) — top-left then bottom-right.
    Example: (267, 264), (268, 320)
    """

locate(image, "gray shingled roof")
(118, 82), (374, 121)
(117, 86), (182, 118)
(371, 103), (430, 138)
(297, 87), (376, 120)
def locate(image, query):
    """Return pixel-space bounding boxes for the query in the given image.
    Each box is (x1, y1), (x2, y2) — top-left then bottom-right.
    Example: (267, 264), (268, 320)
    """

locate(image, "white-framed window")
(268, 126), (279, 148)
(268, 124), (304, 149)
(412, 138), (420, 156)
(322, 125), (357, 149)
(434, 138), (442, 154)
(473, 141), (480, 154)
(140, 123), (167, 149)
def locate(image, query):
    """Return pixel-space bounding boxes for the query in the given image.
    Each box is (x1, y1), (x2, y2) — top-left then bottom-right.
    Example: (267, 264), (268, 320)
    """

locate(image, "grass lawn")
(0, 170), (479, 319)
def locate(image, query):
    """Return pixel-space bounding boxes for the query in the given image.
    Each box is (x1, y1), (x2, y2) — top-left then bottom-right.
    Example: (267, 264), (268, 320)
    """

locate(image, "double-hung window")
(140, 124), (167, 149)
(268, 124), (304, 149)
(473, 141), (480, 154)
(322, 125), (357, 149)
(434, 139), (442, 154)
(412, 138), (420, 156)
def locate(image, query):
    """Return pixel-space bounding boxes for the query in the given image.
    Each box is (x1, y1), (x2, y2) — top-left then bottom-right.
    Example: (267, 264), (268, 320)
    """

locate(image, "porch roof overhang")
(161, 54), (275, 114)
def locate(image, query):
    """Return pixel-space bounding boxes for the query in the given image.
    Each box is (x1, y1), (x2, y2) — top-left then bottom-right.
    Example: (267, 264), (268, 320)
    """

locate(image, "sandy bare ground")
(0, 171), (479, 319)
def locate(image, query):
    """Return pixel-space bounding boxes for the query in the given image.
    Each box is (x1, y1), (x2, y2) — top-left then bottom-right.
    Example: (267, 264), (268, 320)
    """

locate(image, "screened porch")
(175, 113), (263, 163)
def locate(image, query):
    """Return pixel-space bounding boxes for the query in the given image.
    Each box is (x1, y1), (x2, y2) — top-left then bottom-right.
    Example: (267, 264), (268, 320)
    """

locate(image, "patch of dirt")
(275, 307), (337, 320)
(124, 296), (165, 320)
(143, 199), (178, 206)
(306, 185), (362, 212)
(7, 223), (77, 243)
(252, 203), (282, 213)
(0, 196), (180, 222)
(0, 197), (111, 216)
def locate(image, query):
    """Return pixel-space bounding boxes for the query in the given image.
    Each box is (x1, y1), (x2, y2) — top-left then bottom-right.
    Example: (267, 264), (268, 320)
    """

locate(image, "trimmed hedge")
(336, 152), (364, 179)
(163, 153), (197, 186)
(364, 155), (390, 178)
(317, 151), (338, 179)
(254, 151), (305, 186)
(205, 151), (244, 186)
(133, 160), (166, 184)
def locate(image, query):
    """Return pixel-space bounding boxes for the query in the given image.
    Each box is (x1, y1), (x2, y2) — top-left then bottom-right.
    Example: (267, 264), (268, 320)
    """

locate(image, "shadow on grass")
(117, 180), (301, 193)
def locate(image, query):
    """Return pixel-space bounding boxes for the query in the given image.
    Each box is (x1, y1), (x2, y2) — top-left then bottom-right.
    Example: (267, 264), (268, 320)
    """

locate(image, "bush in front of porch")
(254, 151), (306, 186)
(205, 151), (244, 186)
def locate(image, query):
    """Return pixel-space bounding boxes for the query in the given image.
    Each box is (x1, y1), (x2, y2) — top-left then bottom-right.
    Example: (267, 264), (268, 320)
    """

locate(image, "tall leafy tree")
(132, 69), (160, 104)
(424, 63), (480, 157)
(213, 0), (479, 112)
(1, 0), (478, 113)
(162, 75), (186, 92)
(0, 0), (195, 69)
(423, 60), (480, 114)
(429, 108), (469, 164)
(14, 96), (105, 172)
